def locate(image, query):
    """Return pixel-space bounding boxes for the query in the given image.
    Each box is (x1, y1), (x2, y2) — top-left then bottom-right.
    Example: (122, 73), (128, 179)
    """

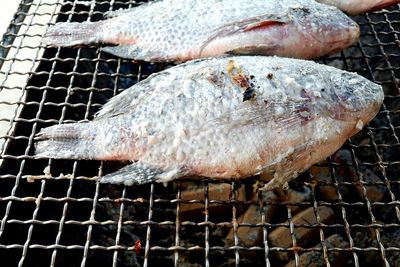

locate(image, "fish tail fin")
(43, 21), (103, 46)
(35, 123), (99, 160)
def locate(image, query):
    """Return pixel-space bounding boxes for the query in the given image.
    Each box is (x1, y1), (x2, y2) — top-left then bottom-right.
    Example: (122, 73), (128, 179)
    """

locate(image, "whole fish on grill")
(34, 56), (384, 190)
(316, 0), (400, 15)
(43, 0), (359, 62)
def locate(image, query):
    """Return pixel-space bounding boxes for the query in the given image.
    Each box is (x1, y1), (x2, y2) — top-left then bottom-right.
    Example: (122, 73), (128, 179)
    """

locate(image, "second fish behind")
(44, 0), (360, 62)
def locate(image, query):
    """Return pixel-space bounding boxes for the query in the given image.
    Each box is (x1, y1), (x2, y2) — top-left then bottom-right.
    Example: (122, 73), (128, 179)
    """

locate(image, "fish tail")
(43, 21), (103, 46)
(35, 123), (99, 160)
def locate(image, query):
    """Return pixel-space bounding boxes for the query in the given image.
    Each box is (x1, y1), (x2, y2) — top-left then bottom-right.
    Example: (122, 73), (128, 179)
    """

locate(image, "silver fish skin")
(35, 56), (383, 189)
(316, 0), (400, 15)
(43, 0), (359, 62)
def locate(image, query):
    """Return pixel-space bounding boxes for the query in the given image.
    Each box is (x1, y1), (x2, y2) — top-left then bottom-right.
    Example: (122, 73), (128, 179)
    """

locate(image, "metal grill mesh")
(0, 0), (399, 266)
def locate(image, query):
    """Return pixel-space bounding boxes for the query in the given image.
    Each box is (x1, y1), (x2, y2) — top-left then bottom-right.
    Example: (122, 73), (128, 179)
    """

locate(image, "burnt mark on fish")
(207, 70), (225, 88)
(226, 59), (257, 102)
(234, 73), (251, 88)
(294, 7), (311, 15)
(265, 72), (278, 91)
(227, 59), (239, 75)
(243, 75), (257, 102)
(243, 87), (256, 102)
(227, 59), (250, 89)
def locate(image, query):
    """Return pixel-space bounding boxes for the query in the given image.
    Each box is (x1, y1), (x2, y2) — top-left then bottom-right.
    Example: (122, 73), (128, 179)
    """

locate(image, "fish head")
(289, 5), (360, 56)
(318, 71), (384, 122)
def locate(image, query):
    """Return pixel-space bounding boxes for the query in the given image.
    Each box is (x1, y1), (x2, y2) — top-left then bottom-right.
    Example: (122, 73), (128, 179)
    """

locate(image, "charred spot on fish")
(227, 60), (238, 75)
(233, 73), (250, 88)
(291, 6), (311, 15)
(300, 7), (310, 14)
(227, 59), (251, 89)
(177, 93), (186, 99)
(267, 73), (273, 79)
(243, 87), (256, 102)
(207, 72), (224, 88)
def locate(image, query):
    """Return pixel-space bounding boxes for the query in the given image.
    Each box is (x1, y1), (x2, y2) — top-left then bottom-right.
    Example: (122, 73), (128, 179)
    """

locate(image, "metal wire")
(0, 0), (399, 266)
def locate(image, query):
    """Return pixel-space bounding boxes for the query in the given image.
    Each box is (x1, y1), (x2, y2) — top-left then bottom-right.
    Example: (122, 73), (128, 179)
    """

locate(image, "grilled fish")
(35, 56), (383, 189)
(316, 0), (400, 15)
(43, 0), (359, 62)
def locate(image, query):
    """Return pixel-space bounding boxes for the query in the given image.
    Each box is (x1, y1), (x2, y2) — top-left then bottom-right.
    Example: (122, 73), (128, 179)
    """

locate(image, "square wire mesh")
(0, 0), (399, 266)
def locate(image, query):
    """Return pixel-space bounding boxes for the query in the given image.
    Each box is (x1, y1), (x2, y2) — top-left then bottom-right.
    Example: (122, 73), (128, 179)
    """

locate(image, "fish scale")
(35, 56), (383, 189)
(44, 0), (359, 62)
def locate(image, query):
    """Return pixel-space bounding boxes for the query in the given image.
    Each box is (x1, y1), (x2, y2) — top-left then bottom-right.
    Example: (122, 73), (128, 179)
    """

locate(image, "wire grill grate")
(0, 0), (400, 266)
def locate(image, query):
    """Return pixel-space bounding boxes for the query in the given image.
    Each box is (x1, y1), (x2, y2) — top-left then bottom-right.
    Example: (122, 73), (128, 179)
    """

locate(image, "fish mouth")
(326, 37), (356, 54)
(328, 23), (360, 45)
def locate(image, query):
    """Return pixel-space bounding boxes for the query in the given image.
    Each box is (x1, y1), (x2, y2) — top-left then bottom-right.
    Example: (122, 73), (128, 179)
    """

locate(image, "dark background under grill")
(0, 0), (399, 266)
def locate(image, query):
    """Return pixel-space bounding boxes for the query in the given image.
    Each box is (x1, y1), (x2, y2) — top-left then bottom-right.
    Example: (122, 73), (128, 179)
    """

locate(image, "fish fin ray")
(242, 20), (286, 32)
(104, 7), (135, 18)
(101, 45), (166, 61)
(225, 44), (279, 55)
(210, 99), (314, 130)
(94, 72), (169, 120)
(99, 162), (182, 185)
(35, 123), (98, 160)
(101, 45), (140, 59)
(94, 88), (135, 120)
(199, 14), (288, 55)
(44, 21), (102, 46)
(35, 123), (81, 141)
(214, 14), (287, 37)
(261, 142), (316, 190)
(104, 2), (154, 18)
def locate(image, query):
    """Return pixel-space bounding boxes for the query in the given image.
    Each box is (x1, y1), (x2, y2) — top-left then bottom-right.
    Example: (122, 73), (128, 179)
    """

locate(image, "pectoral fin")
(260, 142), (314, 191)
(199, 14), (288, 57)
(216, 15), (288, 37)
(226, 44), (279, 55)
(242, 20), (286, 32)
